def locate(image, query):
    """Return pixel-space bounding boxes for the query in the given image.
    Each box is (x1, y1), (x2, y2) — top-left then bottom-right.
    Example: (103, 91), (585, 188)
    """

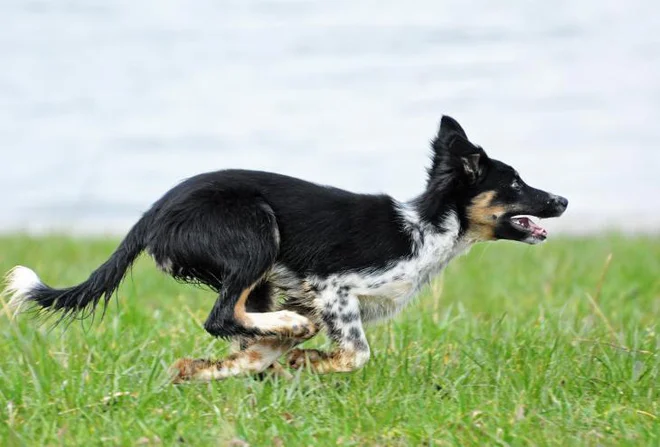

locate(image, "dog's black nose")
(552, 195), (568, 209)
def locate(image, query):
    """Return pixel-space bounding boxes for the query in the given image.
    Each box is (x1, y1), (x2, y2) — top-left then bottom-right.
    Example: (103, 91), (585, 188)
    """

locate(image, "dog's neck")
(397, 199), (474, 284)
(410, 186), (469, 232)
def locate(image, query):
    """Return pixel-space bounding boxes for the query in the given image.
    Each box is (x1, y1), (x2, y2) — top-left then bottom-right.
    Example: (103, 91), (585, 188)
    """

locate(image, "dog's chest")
(353, 231), (469, 322)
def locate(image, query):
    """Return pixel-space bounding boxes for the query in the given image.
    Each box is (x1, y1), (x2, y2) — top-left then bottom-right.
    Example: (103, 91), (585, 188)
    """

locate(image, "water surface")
(1, 1), (659, 234)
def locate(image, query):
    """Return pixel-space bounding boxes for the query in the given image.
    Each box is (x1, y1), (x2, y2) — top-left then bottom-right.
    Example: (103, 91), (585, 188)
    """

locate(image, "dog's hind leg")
(160, 196), (319, 381)
(171, 337), (299, 383)
(204, 282), (318, 340)
(159, 196), (316, 340)
(173, 313), (319, 383)
(227, 284), (296, 380)
(173, 301), (319, 383)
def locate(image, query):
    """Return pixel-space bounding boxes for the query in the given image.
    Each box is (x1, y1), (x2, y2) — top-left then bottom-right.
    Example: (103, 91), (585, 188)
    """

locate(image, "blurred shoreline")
(1, 1), (658, 235)
(1, 208), (658, 237)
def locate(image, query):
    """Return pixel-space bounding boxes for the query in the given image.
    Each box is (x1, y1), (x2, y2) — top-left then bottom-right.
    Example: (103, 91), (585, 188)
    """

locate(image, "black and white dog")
(5, 116), (567, 382)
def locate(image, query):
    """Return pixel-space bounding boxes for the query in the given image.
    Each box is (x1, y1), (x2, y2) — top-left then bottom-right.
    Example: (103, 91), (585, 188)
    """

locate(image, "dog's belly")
(269, 264), (417, 323)
(355, 280), (415, 323)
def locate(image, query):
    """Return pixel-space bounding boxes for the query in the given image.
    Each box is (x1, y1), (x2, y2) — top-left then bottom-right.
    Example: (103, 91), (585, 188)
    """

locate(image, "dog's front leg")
(286, 290), (370, 373)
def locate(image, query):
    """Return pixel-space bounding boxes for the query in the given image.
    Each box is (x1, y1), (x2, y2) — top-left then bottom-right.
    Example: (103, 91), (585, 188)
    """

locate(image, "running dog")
(4, 116), (568, 382)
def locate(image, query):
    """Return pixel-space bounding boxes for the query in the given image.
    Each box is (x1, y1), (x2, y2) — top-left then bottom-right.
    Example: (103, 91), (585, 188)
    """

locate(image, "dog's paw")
(284, 314), (318, 340)
(247, 310), (318, 341)
(269, 311), (319, 340)
(169, 358), (211, 384)
(286, 348), (326, 370)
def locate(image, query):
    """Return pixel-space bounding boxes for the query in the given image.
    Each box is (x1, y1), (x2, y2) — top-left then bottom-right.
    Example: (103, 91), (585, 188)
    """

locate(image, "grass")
(0, 234), (659, 446)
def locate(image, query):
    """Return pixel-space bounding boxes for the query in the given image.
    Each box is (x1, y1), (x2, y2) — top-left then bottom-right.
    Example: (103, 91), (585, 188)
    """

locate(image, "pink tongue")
(519, 217), (548, 237)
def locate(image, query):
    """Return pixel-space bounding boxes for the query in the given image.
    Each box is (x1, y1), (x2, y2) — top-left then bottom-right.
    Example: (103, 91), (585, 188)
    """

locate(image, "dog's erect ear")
(429, 115), (483, 186)
(438, 115), (468, 142)
(432, 116), (469, 155)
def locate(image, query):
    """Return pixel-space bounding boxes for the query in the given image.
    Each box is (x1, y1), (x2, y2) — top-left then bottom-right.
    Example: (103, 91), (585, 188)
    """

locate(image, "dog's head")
(427, 116), (568, 244)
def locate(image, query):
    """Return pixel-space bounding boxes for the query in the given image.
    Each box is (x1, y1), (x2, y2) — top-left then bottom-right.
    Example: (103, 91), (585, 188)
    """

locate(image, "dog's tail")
(2, 213), (152, 321)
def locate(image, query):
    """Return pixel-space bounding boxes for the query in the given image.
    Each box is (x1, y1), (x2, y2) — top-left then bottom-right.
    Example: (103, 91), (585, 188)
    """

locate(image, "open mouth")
(510, 215), (548, 242)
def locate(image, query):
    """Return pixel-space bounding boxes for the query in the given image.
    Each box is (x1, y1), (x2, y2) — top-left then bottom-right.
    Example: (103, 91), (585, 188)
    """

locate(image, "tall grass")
(0, 235), (658, 445)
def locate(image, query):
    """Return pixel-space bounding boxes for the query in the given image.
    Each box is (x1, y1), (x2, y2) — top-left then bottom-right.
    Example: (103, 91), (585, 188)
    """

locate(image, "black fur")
(20, 214), (151, 320)
(13, 115), (567, 339)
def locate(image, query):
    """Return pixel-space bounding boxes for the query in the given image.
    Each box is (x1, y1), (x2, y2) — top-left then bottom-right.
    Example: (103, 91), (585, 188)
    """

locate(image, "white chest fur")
(353, 209), (471, 322)
(303, 207), (472, 324)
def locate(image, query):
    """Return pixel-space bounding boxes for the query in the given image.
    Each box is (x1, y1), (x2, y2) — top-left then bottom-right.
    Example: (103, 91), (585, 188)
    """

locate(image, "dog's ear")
(437, 115), (468, 143)
(432, 115), (468, 157)
(448, 136), (484, 184)
(428, 115), (483, 186)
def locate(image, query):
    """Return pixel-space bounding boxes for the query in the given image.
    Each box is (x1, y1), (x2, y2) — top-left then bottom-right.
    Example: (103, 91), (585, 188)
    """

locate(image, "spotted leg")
(171, 336), (301, 383)
(232, 336), (294, 380)
(286, 288), (370, 373)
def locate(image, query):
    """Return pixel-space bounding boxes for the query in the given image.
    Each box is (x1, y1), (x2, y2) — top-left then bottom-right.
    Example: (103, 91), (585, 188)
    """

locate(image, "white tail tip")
(3, 266), (42, 316)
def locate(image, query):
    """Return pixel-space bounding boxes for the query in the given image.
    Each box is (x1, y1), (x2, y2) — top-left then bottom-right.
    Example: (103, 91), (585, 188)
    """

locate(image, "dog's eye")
(511, 180), (521, 190)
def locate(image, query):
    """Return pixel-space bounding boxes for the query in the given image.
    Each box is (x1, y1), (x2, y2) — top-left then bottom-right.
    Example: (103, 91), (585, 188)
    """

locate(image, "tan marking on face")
(466, 191), (508, 241)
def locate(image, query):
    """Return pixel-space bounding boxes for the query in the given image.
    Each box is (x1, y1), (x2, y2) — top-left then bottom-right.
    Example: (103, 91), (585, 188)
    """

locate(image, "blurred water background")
(1, 0), (659, 235)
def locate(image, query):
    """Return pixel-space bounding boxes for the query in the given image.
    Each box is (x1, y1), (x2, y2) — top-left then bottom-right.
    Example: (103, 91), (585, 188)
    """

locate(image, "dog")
(4, 116), (567, 382)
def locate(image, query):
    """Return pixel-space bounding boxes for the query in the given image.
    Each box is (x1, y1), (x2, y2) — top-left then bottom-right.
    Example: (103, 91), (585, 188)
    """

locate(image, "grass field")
(0, 235), (659, 446)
